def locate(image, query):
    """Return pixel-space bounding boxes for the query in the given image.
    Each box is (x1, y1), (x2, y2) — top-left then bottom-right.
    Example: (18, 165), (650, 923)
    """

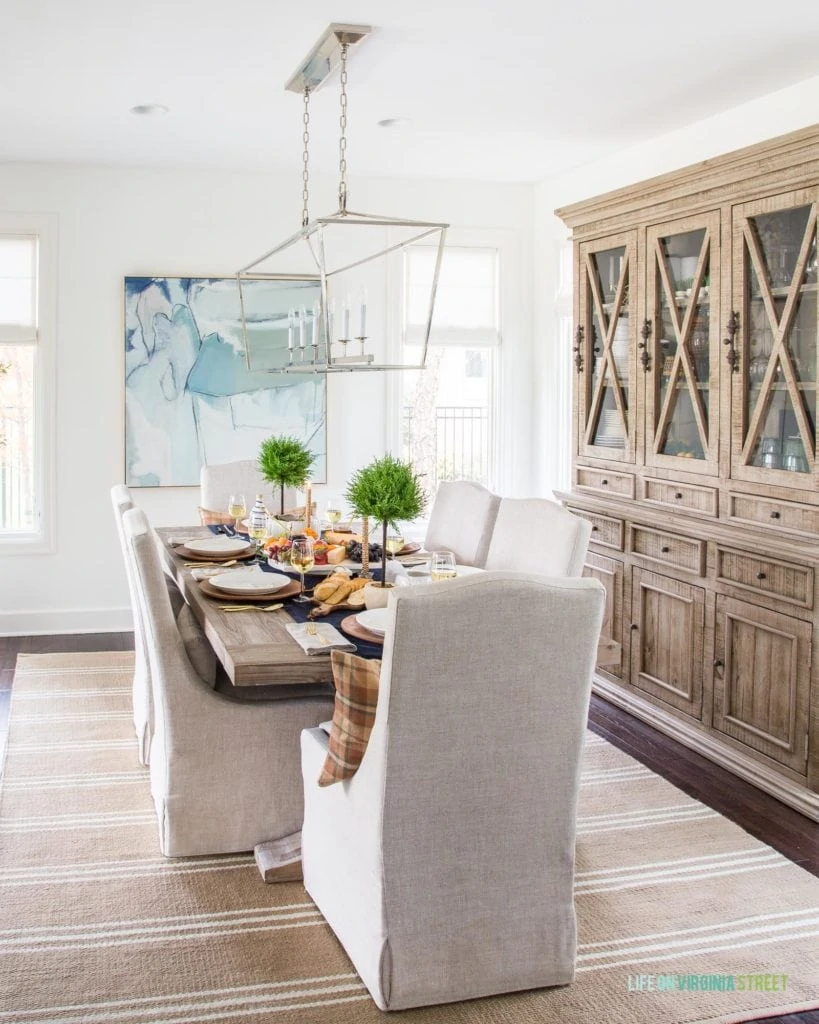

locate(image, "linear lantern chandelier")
(237, 23), (448, 373)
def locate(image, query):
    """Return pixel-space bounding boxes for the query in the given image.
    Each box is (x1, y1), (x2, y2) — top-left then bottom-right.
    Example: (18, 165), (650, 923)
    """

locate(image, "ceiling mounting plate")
(285, 23), (371, 94)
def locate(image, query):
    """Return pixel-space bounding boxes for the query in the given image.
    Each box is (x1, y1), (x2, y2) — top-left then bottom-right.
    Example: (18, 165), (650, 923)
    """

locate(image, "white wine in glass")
(290, 536), (315, 603)
(385, 534), (404, 556)
(430, 550), (457, 581)
(228, 494), (247, 526)
(325, 504), (342, 526)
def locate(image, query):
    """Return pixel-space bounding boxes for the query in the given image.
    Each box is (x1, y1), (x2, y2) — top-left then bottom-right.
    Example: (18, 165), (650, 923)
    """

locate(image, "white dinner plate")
(185, 537), (253, 556)
(356, 608), (389, 636)
(209, 570), (292, 595)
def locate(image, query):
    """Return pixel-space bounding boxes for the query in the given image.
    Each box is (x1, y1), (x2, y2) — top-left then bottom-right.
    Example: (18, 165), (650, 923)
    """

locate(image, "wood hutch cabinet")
(556, 125), (819, 820)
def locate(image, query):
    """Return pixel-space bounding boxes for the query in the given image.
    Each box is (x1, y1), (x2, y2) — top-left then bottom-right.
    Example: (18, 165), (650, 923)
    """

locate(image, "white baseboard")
(0, 606), (134, 637)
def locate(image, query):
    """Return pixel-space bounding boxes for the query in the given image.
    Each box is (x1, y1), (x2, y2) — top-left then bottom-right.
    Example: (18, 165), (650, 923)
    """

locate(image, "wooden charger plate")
(178, 543), (255, 562)
(340, 614), (384, 645)
(199, 577), (302, 603)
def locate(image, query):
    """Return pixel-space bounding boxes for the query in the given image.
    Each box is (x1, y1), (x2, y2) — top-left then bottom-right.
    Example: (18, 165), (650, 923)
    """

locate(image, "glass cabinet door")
(732, 191), (818, 490)
(645, 213), (720, 474)
(577, 232), (637, 462)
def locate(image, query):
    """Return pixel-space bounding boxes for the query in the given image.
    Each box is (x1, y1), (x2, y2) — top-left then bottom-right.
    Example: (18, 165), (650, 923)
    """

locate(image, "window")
(398, 243), (500, 494)
(0, 216), (55, 550)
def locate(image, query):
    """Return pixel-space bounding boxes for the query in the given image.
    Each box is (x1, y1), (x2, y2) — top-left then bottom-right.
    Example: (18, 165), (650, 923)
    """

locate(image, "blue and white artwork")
(124, 277), (326, 486)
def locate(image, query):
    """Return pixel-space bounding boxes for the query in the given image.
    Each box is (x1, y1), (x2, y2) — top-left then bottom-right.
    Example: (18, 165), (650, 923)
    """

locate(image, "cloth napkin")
(285, 622), (356, 655)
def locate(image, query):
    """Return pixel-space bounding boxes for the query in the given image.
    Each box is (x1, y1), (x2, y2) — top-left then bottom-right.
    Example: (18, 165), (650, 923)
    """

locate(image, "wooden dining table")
(158, 526), (621, 690)
(158, 527), (337, 689)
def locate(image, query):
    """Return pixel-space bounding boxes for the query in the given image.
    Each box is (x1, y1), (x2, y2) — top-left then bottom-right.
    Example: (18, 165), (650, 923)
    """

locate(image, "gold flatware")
(184, 559), (238, 568)
(217, 602), (284, 610)
(306, 622), (329, 645)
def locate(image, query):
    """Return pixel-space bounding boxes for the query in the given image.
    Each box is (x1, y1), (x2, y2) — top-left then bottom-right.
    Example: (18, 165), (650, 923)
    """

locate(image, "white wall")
(0, 163), (533, 634)
(533, 73), (819, 495)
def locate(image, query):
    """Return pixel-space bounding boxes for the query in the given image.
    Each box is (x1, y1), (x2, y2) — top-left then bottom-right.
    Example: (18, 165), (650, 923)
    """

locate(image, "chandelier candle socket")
(237, 23), (448, 374)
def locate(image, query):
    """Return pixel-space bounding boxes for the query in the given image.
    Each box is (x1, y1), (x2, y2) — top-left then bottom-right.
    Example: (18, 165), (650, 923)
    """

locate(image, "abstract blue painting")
(124, 277), (326, 486)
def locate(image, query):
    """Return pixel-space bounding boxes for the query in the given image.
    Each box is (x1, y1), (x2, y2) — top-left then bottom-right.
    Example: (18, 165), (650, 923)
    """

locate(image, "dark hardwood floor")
(0, 634), (817, 1024)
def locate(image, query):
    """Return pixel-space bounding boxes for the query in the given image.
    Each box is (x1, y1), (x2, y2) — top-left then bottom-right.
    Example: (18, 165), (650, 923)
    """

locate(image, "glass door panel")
(737, 197), (817, 485)
(646, 216), (719, 473)
(578, 234), (636, 462)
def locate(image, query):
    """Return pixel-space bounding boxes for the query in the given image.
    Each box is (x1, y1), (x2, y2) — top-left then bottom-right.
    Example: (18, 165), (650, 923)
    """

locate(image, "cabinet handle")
(591, 525), (599, 532)
(713, 659), (724, 669)
(601, 478), (608, 486)
(675, 492), (683, 499)
(770, 510), (781, 520)
(661, 546), (670, 553)
(723, 311), (740, 373)
(638, 319), (651, 372)
(630, 624), (639, 631)
(572, 325), (584, 373)
(756, 572), (767, 580)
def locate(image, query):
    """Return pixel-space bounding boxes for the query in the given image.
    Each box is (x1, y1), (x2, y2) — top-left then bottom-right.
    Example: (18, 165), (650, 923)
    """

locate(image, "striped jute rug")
(1, 654), (817, 1024)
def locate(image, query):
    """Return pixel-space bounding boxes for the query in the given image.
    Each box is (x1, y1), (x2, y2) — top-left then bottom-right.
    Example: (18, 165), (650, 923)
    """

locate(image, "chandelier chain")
(338, 41), (348, 212)
(301, 87), (311, 227)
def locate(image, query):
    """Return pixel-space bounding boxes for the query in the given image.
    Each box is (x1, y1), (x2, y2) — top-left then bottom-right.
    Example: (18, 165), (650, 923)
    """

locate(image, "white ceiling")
(2, 0), (819, 184)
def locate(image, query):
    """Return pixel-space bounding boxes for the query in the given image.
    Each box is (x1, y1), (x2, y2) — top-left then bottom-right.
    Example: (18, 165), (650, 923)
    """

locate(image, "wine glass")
(290, 536), (315, 603)
(325, 502), (342, 527)
(227, 493), (246, 531)
(430, 550), (457, 581)
(247, 520), (267, 559)
(385, 533), (404, 557)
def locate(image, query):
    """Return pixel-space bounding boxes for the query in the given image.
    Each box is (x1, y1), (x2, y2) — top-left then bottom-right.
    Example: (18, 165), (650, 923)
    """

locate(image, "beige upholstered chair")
(300, 572), (605, 1010)
(422, 480), (501, 567)
(485, 498), (592, 577)
(200, 459), (295, 517)
(110, 485), (185, 764)
(124, 507), (334, 857)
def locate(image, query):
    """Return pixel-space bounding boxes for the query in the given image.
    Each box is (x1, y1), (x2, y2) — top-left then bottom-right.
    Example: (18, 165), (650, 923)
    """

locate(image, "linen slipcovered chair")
(200, 459), (285, 516)
(300, 571), (605, 1010)
(485, 497), (592, 577)
(123, 506), (334, 857)
(422, 480), (501, 567)
(110, 484), (185, 765)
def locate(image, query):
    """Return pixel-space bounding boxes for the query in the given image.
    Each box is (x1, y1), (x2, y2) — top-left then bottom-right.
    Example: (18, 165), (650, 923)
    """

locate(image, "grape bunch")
(346, 540), (382, 563)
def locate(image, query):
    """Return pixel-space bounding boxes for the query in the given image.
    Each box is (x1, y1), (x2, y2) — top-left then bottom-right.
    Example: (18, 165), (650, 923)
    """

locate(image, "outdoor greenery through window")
(401, 245), (499, 493)
(0, 235), (38, 532)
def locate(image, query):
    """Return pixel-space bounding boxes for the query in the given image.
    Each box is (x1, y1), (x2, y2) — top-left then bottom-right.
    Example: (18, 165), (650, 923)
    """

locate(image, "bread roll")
(313, 574), (353, 605)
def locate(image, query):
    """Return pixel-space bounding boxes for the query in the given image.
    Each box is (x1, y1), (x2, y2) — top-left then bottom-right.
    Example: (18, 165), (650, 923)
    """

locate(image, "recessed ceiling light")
(377, 117), (412, 129)
(130, 104), (170, 117)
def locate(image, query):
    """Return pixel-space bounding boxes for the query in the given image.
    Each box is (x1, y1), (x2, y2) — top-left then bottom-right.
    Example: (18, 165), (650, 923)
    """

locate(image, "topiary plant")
(258, 435), (316, 516)
(345, 454), (426, 586)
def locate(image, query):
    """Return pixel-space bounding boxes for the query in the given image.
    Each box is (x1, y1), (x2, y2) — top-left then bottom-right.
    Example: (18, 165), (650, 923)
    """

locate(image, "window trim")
(386, 226), (521, 497)
(0, 212), (57, 555)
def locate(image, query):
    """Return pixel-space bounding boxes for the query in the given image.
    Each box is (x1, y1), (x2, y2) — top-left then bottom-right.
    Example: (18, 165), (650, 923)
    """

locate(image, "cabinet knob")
(630, 624), (639, 631)
(713, 659), (724, 669)
(601, 478), (608, 486)
(591, 525), (599, 532)
(756, 572), (767, 580)
(675, 492), (683, 499)
(661, 546), (670, 553)
(770, 511), (781, 519)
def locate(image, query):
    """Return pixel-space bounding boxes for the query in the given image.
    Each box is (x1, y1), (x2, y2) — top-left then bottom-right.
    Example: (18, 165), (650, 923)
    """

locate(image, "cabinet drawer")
(568, 508), (623, 551)
(642, 477), (718, 517)
(715, 547), (813, 610)
(727, 493), (819, 537)
(576, 467), (635, 499)
(628, 524), (706, 575)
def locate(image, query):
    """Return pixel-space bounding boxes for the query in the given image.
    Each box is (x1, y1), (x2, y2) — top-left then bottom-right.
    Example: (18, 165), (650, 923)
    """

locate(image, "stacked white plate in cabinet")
(612, 318), (629, 377)
(595, 409), (625, 447)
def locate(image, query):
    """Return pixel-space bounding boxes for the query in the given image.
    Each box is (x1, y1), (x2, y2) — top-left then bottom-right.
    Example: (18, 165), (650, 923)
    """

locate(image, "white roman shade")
(0, 235), (38, 343)
(405, 245), (500, 347)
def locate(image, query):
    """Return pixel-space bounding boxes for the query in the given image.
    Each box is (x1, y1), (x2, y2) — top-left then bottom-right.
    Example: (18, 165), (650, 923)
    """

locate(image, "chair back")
(110, 484), (152, 763)
(484, 497), (592, 576)
(423, 480), (501, 567)
(200, 459), (274, 514)
(360, 572), (604, 1007)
